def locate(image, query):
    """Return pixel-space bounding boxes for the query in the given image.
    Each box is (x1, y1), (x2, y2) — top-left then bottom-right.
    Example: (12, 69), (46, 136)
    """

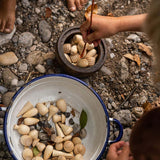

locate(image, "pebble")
(16, 17), (23, 25)
(39, 20), (52, 43)
(111, 102), (118, 110)
(107, 103), (112, 110)
(19, 63), (28, 72)
(69, 12), (76, 18)
(110, 53), (115, 59)
(113, 110), (132, 126)
(0, 111), (5, 118)
(0, 26), (16, 46)
(27, 51), (55, 65)
(35, 64), (46, 73)
(18, 32), (35, 47)
(132, 107), (144, 118)
(0, 52), (18, 66)
(105, 38), (113, 49)
(0, 118), (4, 125)
(0, 86), (8, 94)
(12, 35), (19, 43)
(11, 79), (18, 87)
(69, 118), (74, 125)
(22, 0), (30, 7)
(120, 57), (129, 81)
(35, 8), (41, 14)
(2, 68), (18, 86)
(127, 34), (141, 42)
(100, 66), (112, 76)
(17, 80), (25, 87)
(2, 92), (15, 107)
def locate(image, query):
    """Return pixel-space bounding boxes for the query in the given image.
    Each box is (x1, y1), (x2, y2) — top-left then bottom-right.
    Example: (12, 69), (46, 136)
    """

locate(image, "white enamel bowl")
(4, 74), (123, 160)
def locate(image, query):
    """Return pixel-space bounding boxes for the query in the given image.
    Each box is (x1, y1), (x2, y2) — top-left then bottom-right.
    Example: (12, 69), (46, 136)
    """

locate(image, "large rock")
(0, 52), (18, 66)
(39, 20), (52, 42)
(2, 92), (15, 107)
(18, 32), (35, 47)
(113, 110), (132, 126)
(26, 51), (55, 65)
(2, 68), (18, 86)
(0, 26), (16, 46)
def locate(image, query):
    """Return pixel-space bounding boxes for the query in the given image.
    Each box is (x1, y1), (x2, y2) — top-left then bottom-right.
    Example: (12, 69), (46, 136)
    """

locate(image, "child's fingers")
(119, 142), (130, 160)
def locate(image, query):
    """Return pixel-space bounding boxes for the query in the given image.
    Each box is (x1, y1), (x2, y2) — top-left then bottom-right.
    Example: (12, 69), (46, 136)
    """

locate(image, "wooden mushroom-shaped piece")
(36, 142), (46, 152)
(75, 154), (84, 160)
(61, 114), (66, 123)
(55, 123), (65, 138)
(72, 34), (83, 44)
(32, 139), (40, 147)
(44, 145), (53, 160)
(56, 99), (67, 112)
(24, 118), (39, 126)
(29, 129), (38, 139)
(59, 123), (73, 135)
(17, 101), (34, 117)
(22, 147), (33, 160)
(52, 150), (73, 158)
(53, 115), (62, 123)
(77, 59), (88, 68)
(48, 105), (59, 121)
(64, 141), (74, 153)
(36, 103), (48, 116)
(22, 108), (38, 118)
(63, 135), (72, 142)
(72, 137), (82, 145)
(58, 156), (66, 160)
(13, 124), (30, 135)
(20, 135), (32, 147)
(55, 143), (63, 151)
(32, 156), (43, 160)
(54, 136), (63, 143)
(74, 144), (86, 155)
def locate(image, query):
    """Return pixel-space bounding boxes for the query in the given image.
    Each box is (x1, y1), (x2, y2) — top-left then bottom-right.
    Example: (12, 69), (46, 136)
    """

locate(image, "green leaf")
(80, 110), (88, 129)
(33, 147), (39, 157)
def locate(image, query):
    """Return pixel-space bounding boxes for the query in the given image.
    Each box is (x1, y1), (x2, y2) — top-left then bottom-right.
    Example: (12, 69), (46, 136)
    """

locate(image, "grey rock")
(127, 34), (141, 42)
(16, 18), (23, 25)
(39, 20), (52, 42)
(19, 63), (28, 72)
(111, 102), (118, 110)
(0, 26), (16, 46)
(2, 68), (18, 86)
(12, 35), (19, 43)
(22, 0), (30, 7)
(0, 86), (8, 94)
(115, 128), (131, 141)
(17, 80), (25, 87)
(100, 66), (112, 76)
(2, 92), (15, 107)
(110, 53), (115, 59)
(18, 32), (35, 47)
(113, 110), (132, 126)
(105, 38), (113, 49)
(120, 57), (129, 81)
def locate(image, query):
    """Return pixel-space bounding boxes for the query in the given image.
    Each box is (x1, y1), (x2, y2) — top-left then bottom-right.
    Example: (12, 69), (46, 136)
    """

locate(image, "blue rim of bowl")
(4, 74), (110, 160)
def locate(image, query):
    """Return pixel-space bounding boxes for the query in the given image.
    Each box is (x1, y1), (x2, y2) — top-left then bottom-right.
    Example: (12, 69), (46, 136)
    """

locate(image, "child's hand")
(80, 15), (119, 47)
(106, 141), (133, 160)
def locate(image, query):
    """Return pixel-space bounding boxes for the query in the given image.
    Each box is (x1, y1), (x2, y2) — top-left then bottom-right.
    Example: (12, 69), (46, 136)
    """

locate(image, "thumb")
(119, 142), (130, 160)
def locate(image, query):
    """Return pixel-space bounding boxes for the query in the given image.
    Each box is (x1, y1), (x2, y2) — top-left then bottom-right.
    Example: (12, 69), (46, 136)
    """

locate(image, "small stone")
(39, 20), (52, 42)
(18, 32), (35, 47)
(69, 12), (75, 18)
(73, 123), (81, 134)
(35, 8), (41, 14)
(19, 63), (28, 72)
(107, 103), (112, 110)
(0, 86), (8, 94)
(132, 107), (144, 118)
(120, 57), (129, 81)
(64, 112), (70, 118)
(2, 68), (18, 86)
(113, 110), (132, 126)
(46, 59), (53, 66)
(0, 118), (3, 125)
(0, 26), (16, 45)
(30, 45), (36, 51)
(17, 80), (25, 87)
(22, 0), (30, 7)
(110, 53), (115, 59)
(11, 79), (18, 87)
(0, 111), (5, 118)
(111, 102), (118, 110)
(16, 18), (23, 25)
(100, 66), (112, 76)
(2, 92), (15, 107)
(12, 35), (19, 43)
(69, 118), (74, 125)
(0, 52), (18, 66)
(35, 64), (46, 73)
(127, 34), (141, 42)
(80, 128), (87, 139)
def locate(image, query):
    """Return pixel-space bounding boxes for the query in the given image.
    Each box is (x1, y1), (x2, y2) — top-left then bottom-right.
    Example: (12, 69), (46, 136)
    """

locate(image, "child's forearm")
(116, 14), (147, 33)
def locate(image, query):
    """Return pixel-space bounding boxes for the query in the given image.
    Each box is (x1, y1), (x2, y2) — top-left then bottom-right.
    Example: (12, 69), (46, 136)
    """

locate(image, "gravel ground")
(1, 0), (160, 159)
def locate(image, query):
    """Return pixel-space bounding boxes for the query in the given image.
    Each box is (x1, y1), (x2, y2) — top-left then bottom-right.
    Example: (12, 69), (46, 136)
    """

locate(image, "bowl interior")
(5, 75), (108, 160)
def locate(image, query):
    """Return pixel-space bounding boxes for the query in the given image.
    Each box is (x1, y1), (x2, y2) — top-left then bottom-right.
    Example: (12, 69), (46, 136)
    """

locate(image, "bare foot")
(67, 0), (88, 12)
(0, 0), (16, 34)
